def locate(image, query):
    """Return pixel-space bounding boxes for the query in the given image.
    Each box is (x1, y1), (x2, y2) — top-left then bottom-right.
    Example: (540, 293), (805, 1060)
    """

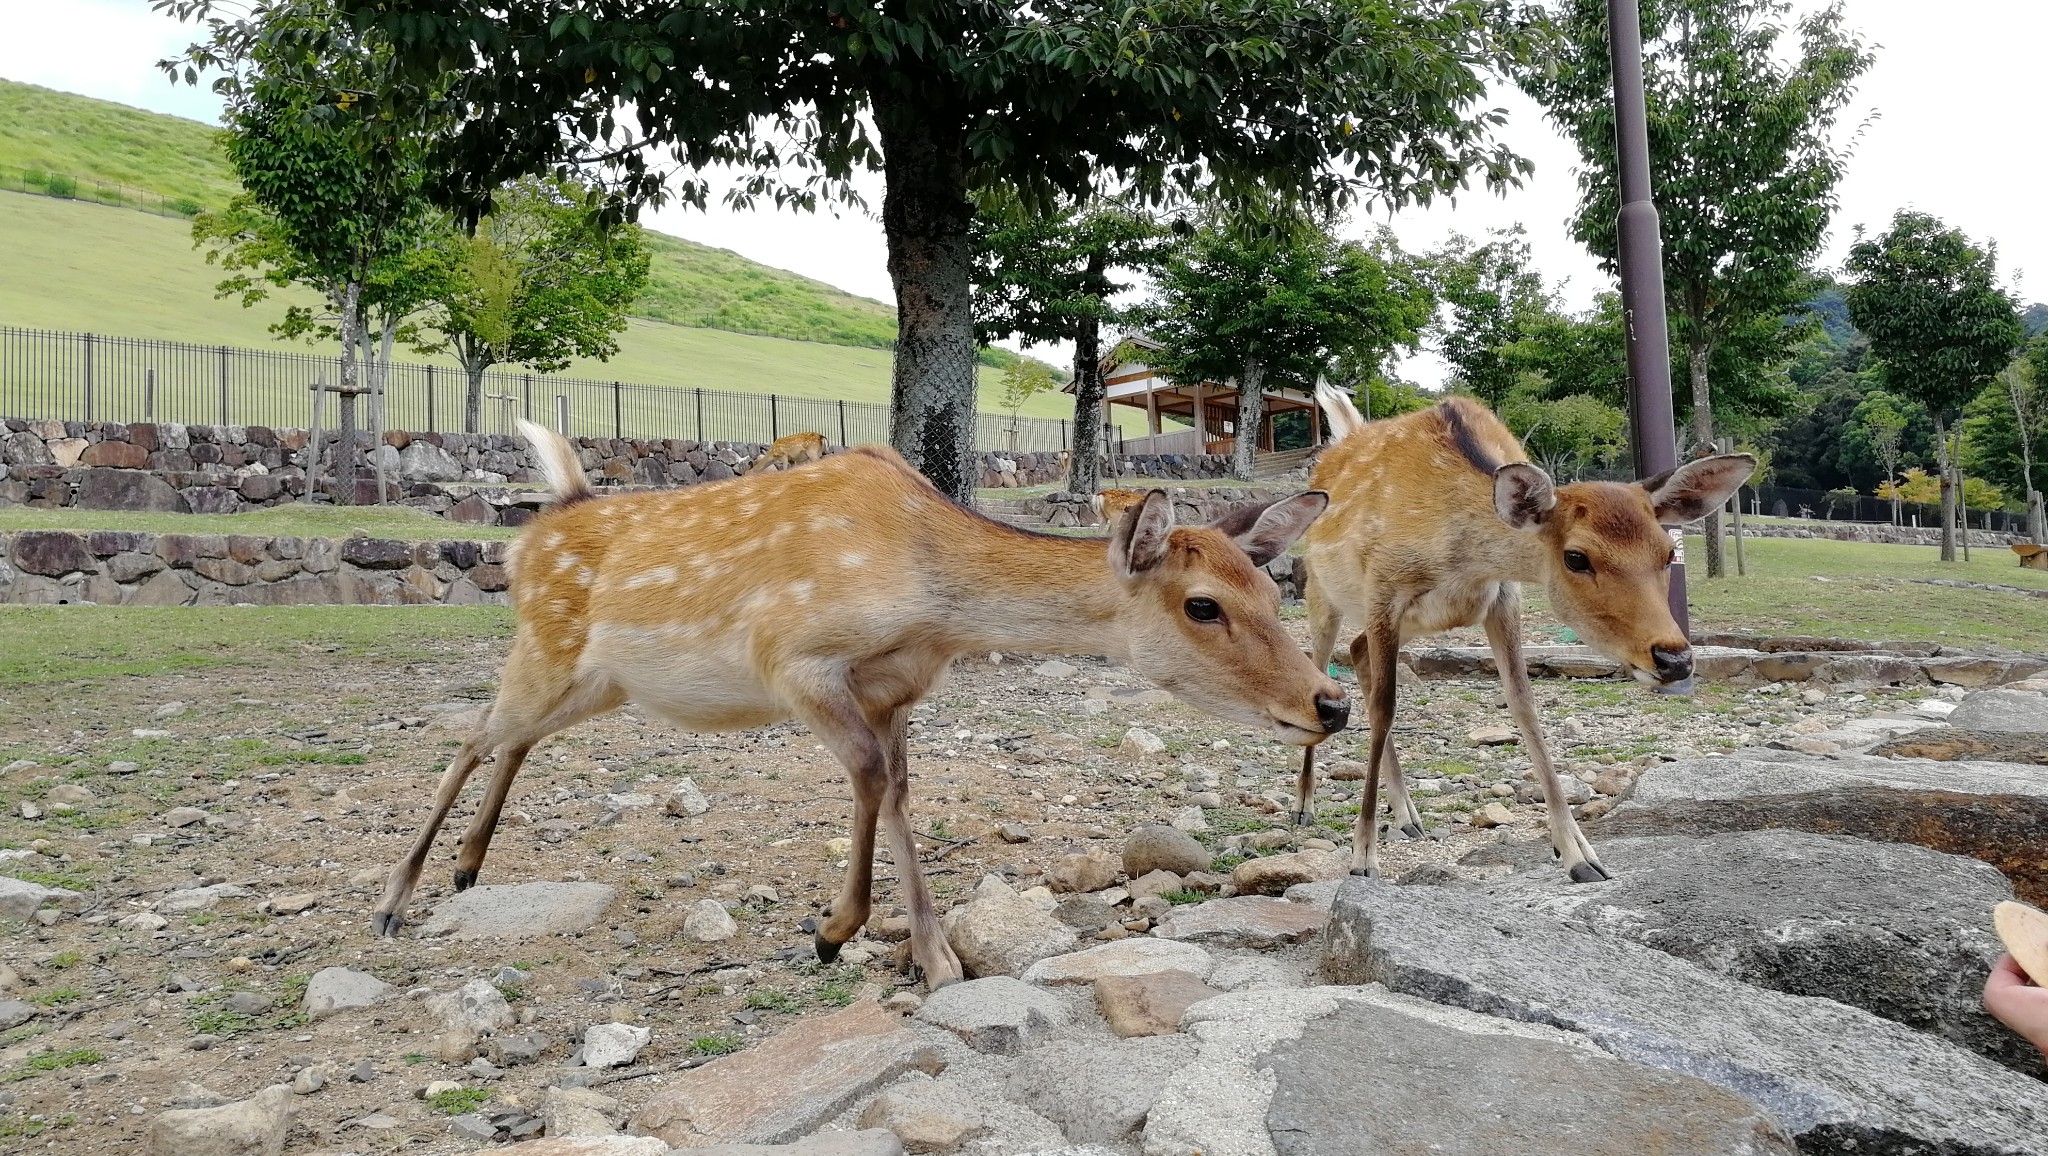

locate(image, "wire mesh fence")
(0, 327), (1079, 453)
(1, 170), (205, 219)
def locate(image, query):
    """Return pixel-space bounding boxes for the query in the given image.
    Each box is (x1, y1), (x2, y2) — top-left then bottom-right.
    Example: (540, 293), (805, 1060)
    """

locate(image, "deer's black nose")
(1316, 696), (1351, 734)
(1651, 645), (1694, 684)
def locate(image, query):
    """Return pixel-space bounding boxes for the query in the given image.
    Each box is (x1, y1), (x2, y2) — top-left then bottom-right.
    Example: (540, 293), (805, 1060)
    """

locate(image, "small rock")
(1119, 728), (1167, 759)
(1094, 969), (1222, 1037)
(267, 892), (320, 915)
(882, 991), (924, 1015)
(913, 976), (1069, 1054)
(108, 760), (140, 775)
(146, 1084), (295, 1156)
(665, 778), (711, 817)
(1187, 791), (1225, 809)
(995, 822), (1032, 844)
(428, 977), (516, 1035)
(1126, 869), (1184, 900)
(1021, 938), (1216, 985)
(1122, 824), (1211, 877)
(419, 882), (617, 939)
(224, 991), (275, 1015)
(156, 883), (254, 914)
(683, 898), (738, 943)
(1230, 850), (1347, 896)
(857, 1078), (987, 1153)
(541, 1085), (621, 1137)
(1170, 806), (1209, 833)
(1469, 803), (1515, 829)
(1469, 726), (1520, 746)
(163, 806), (210, 828)
(45, 784), (95, 806)
(1045, 850), (1119, 893)
(488, 1029), (554, 1067)
(581, 1023), (651, 1069)
(302, 967), (392, 1018)
(349, 1058), (377, 1083)
(0, 877), (80, 920)
(449, 1113), (496, 1141)
(291, 1067), (325, 1095)
(1033, 660), (1080, 678)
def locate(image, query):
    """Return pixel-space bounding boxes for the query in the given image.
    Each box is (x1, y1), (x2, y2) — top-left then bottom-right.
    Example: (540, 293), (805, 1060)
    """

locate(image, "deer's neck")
(934, 524), (1128, 659)
(1493, 523), (1554, 585)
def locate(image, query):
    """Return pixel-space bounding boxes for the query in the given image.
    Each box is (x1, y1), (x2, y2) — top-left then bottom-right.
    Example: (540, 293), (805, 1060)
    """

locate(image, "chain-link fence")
(0, 327), (1079, 452)
(1, 169), (204, 218)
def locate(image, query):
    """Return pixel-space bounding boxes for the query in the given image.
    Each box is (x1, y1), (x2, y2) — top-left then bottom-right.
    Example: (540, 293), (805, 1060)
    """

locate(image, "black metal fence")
(1747, 483), (2030, 535)
(1, 169), (204, 219)
(0, 327), (1078, 453)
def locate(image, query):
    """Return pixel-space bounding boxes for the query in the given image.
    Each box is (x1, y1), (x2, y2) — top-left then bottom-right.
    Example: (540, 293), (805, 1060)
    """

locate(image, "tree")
(973, 189), (1169, 495)
(419, 179), (651, 432)
(1963, 346), (2047, 537)
(1521, 0), (1872, 576)
(1851, 391), (1909, 524)
(1145, 212), (1431, 479)
(1500, 292), (1629, 407)
(166, 0), (1535, 503)
(1499, 389), (1628, 480)
(1425, 226), (1551, 408)
(1844, 210), (2024, 559)
(993, 358), (1059, 452)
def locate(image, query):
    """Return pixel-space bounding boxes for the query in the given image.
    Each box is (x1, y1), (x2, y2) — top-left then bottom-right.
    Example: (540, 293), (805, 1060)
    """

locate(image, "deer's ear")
(1642, 454), (1755, 525)
(1111, 489), (1175, 577)
(1493, 463), (1556, 530)
(1210, 491), (1329, 567)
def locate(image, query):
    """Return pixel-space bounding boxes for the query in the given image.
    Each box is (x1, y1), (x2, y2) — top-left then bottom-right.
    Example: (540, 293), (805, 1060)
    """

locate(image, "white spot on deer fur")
(622, 566), (677, 590)
(554, 553), (581, 572)
(543, 533), (565, 549)
(789, 580), (814, 603)
(840, 552), (868, 569)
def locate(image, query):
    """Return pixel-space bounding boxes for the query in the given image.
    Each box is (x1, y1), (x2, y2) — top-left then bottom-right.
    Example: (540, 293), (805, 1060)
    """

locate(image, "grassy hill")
(0, 80), (237, 210)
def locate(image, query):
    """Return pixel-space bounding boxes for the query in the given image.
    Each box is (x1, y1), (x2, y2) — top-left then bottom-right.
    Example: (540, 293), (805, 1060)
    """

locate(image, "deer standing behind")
(748, 431), (828, 473)
(372, 421), (1348, 988)
(1299, 385), (1752, 881)
(1091, 488), (1148, 523)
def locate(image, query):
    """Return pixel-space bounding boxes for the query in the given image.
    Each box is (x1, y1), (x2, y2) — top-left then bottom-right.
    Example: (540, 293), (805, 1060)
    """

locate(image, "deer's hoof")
(813, 932), (842, 965)
(1398, 822), (1425, 840)
(1348, 866), (1382, 879)
(370, 911), (404, 938)
(452, 868), (478, 891)
(1569, 861), (1612, 884)
(1289, 809), (1316, 828)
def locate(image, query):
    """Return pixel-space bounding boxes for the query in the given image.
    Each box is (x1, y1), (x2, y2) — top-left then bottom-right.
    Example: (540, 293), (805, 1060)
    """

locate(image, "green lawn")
(0, 605), (511, 688)
(0, 504), (516, 541)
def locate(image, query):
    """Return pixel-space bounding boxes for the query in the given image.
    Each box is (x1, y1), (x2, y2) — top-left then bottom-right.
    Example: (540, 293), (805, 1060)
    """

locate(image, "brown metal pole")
(1607, 0), (1688, 635)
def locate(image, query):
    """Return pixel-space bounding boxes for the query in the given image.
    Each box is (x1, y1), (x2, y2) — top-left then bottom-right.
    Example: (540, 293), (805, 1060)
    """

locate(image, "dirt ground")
(0, 612), (1924, 1152)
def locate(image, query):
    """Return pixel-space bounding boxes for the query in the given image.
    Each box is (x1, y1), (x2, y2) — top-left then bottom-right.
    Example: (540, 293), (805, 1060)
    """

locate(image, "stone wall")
(0, 528), (510, 607)
(1731, 520), (2023, 548)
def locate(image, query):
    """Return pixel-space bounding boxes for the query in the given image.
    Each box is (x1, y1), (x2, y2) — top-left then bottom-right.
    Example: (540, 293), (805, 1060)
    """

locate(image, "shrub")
(428, 1087), (491, 1114)
(42, 175), (76, 199)
(170, 197), (204, 217)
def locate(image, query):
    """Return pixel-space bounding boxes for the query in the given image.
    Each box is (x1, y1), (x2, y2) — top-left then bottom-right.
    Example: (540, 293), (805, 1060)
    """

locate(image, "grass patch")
(30, 987), (84, 1007)
(428, 1087), (492, 1115)
(690, 1032), (744, 1057)
(743, 989), (801, 1014)
(187, 1008), (254, 1037)
(0, 605), (513, 689)
(1161, 889), (1208, 905)
(8, 1049), (101, 1081)
(812, 981), (857, 1008)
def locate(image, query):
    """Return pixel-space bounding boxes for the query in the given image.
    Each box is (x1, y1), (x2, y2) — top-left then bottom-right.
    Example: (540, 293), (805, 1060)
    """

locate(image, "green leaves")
(1844, 211), (2023, 421)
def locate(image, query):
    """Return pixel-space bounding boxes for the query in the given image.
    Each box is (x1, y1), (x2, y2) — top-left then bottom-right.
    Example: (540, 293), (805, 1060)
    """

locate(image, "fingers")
(1986, 953), (2032, 994)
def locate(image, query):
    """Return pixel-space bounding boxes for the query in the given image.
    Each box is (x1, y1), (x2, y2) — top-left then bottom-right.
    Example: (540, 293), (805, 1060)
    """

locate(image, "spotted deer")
(1091, 488), (1149, 523)
(748, 431), (828, 473)
(372, 421), (1349, 987)
(1298, 385), (1752, 881)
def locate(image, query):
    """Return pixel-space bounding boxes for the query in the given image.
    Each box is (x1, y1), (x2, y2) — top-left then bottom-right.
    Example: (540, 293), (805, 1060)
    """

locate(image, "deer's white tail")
(1315, 380), (1367, 442)
(517, 419), (593, 505)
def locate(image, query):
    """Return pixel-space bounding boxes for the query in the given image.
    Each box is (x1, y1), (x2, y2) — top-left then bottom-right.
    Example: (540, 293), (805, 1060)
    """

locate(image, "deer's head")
(1493, 455), (1754, 688)
(1108, 491), (1349, 744)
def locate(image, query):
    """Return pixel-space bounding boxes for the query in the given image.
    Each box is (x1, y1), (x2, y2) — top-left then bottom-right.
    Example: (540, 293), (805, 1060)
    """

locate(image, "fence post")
(304, 374), (327, 504)
(695, 388), (704, 443)
(523, 373), (533, 422)
(81, 332), (95, 421)
(770, 393), (779, 440)
(613, 381), (623, 439)
(1060, 420), (1068, 450)
(144, 367), (156, 421)
(556, 394), (569, 435)
(426, 365), (436, 433)
(219, 346), (231, 425)
(837, 399), (847, 447)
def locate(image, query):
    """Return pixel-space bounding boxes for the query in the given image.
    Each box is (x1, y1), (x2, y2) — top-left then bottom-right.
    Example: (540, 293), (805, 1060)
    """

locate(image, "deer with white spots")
(371, 420), (1349, 988)
(1297, 384), (1753, 882)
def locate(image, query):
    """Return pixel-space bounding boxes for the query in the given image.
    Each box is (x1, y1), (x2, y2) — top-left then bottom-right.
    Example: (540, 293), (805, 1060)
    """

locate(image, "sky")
(4, 0), (2042, 383)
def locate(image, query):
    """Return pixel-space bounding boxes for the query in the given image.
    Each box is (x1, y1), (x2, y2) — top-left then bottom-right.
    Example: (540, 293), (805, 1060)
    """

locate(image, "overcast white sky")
(4, 0), (2041, 383)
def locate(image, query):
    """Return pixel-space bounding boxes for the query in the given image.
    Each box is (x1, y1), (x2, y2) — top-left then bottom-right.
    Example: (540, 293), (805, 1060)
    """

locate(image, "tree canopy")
(1424, 226), (1551, 410)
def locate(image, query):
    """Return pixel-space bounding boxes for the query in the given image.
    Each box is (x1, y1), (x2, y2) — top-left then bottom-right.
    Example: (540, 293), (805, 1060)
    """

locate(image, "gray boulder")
(1261, 1000), (1794, 1156)
(1124, 824), (1212, 877)
(398, 440), (464, 481)
(418, 881), (616, 938)
(76, 467), (189, 512)
(0, 876), (79, 920)
(1006, 1035), (1195, 1144)
(913, 975), (1068, 1055)
(145, 1083), (295, 1156)
(1322, 877), (2048, 1154)
(1947, 689), (2048, 736)
(1490, 831), (2031, 1070)
(301, 966), (392, 1018)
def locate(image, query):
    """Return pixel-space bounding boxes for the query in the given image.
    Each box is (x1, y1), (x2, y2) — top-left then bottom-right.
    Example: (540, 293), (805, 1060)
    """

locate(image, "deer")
(371, 421), (1349, 988)
(747, 431), (828, 473)
(1296, 384), (1753, 882)
(1091, 488), (1149, 524)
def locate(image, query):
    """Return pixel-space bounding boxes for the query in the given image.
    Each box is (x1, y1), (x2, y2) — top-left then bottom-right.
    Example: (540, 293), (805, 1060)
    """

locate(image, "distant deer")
(1091, 488), (1148, 523)
(748, 431), (828, 473)
(1298, 385), (1751, 882)
(372, 421), (1348, 988)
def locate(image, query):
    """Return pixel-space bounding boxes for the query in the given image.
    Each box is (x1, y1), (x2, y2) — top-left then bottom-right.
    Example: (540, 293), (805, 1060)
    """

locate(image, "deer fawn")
(1298, 385), (1752, 882)
(748, 431), (828, 473)
(371, 421), (1348, 987)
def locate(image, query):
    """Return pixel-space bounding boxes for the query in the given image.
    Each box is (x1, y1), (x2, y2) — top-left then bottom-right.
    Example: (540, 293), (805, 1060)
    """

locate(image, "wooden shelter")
(1065, 335), (1321, 456)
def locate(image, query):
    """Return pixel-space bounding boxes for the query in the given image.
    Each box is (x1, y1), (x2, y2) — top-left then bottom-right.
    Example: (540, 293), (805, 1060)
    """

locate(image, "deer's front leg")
(1347, 617), (1401, 878)
(1482, 588), (1608, 883)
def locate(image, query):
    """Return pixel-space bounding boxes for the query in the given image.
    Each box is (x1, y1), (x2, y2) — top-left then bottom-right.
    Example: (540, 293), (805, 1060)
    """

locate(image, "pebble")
(682, 898), (738, 943)
(1119, 727), (1167, 759)
(292, 1067), (325, 1094)
(1470, 802), (1516, 829)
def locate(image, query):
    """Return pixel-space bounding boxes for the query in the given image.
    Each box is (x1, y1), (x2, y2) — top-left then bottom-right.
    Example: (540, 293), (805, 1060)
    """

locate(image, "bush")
(21, 168), (47, 187)
(42, 174), (76, 199)
(170, 197), (203, 217)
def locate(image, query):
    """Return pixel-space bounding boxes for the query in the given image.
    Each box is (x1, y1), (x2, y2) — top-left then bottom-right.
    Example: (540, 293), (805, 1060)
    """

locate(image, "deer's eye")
(1185, 597), (1222, 623)
(1563, 550), (1593, 574)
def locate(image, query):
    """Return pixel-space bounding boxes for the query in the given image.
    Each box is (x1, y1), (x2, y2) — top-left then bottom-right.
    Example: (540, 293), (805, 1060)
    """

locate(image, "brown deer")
(1091, 488), (1149, 523)
(1298, 384), (1752, 882)
(747, 431), (828, 473)
(371, 421), (1348, 988)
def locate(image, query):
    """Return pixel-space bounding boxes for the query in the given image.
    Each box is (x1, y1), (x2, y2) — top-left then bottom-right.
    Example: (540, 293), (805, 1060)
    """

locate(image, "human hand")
(1984, 953), (2048, 1057)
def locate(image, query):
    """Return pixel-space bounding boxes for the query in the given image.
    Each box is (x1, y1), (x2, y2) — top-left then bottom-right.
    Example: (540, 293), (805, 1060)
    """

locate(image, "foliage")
(428, 1087), (492, 1114)
(1499, 292), (1629, 408)
(1875, 467), (2003, 511)
(1498, 390), (1628, 480)
(996, 359), (1059, 423)
(0, 78), (238, 209)
(1844, 211), (2024, 421)
(1423, 226), (1551, 408)
(1849, 390), (1909, 514)
(1962, 343), (2048, 507)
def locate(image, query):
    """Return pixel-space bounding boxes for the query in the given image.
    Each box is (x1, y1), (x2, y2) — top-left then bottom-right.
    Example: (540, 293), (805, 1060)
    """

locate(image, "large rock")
(940, 879), (1079, 978)
(1095, 970), (1221, 1037)
(1006, 1035), (1196, 1145)
(1869, 728), (2048, 765)
(1261, 999), (1793, 1156)
(1150, 896), (1326, 948)
(540, 1086), (622, 1138)
(632, 1002), (942, 1146)
(1021, 938), (1216, 985)
(855, 1077), (987, 1154)
(418, 882), (616, 938)
(301, 967), (392, 1018)
(1600, 752), (2048, 906)
(425, 977), (515, 1035)
(1947, 689), (2048, 735)
(687, 1132), (906, 1156)
(9, 530), (94, 576)
(1321, 877), (2048, 1153)
(1124, 825), (1212, 877)
(912, 976), (1068, 1054)
(146, 1083), (295, 1156)
(581, 1022), (651, 1068)
(1044, 850), (1119, 894)
(0, 876), (80, 920)
(1492, 831), (2030, 1070)
(398, 440), (464, 481)
(75, 467), (189, 512)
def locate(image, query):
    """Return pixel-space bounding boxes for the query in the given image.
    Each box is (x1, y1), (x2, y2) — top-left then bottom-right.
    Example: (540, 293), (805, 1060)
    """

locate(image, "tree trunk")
(1933, 414), (1956, 562)
(334, 278), (364, 506)
(1687, 332), (1723, 577)
(874, 91), (979, 504)
(1232, 359), (1265, 481)
(1956, 431), (1971, 562)
(462, 338), (488, 435)
(1067, 307), (1105, 497)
